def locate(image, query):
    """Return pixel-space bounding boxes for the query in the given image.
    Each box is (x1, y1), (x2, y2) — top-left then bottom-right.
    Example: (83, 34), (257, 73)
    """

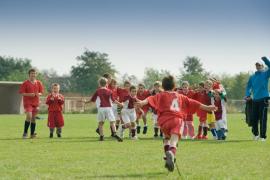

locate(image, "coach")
(245, 56), (270, 141)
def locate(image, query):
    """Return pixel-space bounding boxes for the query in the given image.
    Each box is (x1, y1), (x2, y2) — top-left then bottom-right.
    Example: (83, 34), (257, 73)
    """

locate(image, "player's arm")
(21, 93), (36, 97)
(199, 104), (217, 112)
(135, 99), (149, 108)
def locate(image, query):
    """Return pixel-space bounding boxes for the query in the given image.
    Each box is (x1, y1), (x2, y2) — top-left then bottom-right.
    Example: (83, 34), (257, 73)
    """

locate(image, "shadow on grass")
(77, 171), (166, 179)
(197, 139), (254, 144)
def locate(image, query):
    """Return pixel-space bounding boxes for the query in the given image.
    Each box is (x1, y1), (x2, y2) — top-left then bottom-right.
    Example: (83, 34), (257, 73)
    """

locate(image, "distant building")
(0, 81), (23, 114)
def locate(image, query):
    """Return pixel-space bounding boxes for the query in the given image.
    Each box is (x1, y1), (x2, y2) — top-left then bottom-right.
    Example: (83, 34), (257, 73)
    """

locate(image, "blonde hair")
(99, 77), (108, 87)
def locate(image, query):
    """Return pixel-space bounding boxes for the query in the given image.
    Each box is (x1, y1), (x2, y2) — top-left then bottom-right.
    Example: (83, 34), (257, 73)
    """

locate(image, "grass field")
(0, 114), (269, 180)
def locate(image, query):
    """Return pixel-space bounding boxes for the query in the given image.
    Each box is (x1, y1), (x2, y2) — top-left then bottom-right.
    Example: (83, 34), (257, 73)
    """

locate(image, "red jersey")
(147, 91), (201, 126)
(108, 84), (118, 100)
(177, 89), (195, 99)
(91, 88), (115, 107)
(123, 95), (138, 109)
(19, 80), (44, 106)
(117, 88), (129, 103)
(46, 94), (64, 112)
(214, 98), (223, 120)
(194, 90), (211, 118)
(137, 90), (151, 100)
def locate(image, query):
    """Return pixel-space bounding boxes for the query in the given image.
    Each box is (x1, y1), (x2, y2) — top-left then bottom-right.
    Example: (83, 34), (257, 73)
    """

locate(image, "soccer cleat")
(49, 133), (53, 138)
(57, 133), (61, 138)
(22, 133), (28, 139)
(95, 128), (100, 135)
(99, 136), (104, 141)
(131, 136), (138, 140)
(113, 134), (123, 142)
(195, 135), (202, 139)
(137, 126), (141, 134)
(30, 133), (37, 139)
(202, 135), (208, 140)
(143, 126), (148, 134)
(165, 151), (175, 172)
(154, 134), (158, 138)
(253, 135), (260, 141)
(260, 138), (266, 142)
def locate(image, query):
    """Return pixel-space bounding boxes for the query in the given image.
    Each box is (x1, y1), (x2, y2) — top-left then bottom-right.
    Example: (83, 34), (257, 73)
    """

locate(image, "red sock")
(169, 146), (177, 155)
(164, 145), (170, 153)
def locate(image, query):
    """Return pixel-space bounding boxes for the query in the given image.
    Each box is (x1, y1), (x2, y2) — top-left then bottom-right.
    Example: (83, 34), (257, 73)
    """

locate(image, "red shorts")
(183, 114), (193, 121)
(47, 111), (64, 128)
(24, 105), (39, 116)
(158, 117), (183, 138)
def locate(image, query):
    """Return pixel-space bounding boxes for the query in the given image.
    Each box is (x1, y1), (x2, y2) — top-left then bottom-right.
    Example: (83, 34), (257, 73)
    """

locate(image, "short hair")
(99, 77), (108, 87)
(154, 81), (161, 87)
(138, 83), (145, 88)
(124, 80), (131, 86)
(110, 78), (117, 85)
(199, 81), (205, 87)
(28, 68), (37, 75)
(162, 75), (175, 91)
(130, 85), (137, 91)
(103, 73), (112, 79)
(181, 81), (189, 87)
(205, 80), (213, 86)
(51, 83), (60, 88)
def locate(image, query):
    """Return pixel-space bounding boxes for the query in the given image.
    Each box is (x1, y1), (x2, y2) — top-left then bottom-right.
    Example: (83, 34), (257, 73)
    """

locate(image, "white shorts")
(112, 103), (120, 120)
(97, 107), (115, 122)
(215, 119), (226, 130)
(152, 113), (158, 124)
(121, 108), (136, 124)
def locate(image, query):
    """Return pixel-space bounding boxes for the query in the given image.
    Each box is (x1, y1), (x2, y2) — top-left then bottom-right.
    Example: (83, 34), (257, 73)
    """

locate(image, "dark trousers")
(252, 98), (268, 139)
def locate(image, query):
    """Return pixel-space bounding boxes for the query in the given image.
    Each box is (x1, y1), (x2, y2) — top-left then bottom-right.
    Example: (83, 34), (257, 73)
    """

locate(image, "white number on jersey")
(170, 98), (180, 112)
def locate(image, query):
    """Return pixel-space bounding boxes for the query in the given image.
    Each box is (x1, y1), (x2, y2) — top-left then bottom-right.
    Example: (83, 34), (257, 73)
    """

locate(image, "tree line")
(0, 49), (251, 99)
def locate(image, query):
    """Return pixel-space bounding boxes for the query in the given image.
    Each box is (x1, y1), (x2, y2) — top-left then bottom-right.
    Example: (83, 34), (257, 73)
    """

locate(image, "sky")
(0, 0), (269, 79)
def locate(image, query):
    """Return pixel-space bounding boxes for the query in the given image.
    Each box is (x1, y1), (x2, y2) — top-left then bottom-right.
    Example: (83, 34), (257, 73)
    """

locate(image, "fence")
(39, 97), (248, 114)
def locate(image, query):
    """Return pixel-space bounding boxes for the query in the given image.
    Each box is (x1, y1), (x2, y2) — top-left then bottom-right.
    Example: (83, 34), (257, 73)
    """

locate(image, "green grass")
(0, 114), (269, 180)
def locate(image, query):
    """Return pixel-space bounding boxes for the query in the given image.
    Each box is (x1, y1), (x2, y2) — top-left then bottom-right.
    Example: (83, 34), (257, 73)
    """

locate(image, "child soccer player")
(95, 73), (114, 136)
(177, 81), (196, 139)
(194, 82), (209, 139)
(151, 81), (163, 138)
(46, 83), (65, 138)
(136, 75), (217, 172)
(213, 89), (227, 140)
(108, 79), (120, 129)
(88, 77), (123, 142)
(136, 83), (151, 134)
(205, 80), (218, 139)
(118, 85), (140, 140)
(19, 69), (44, 139)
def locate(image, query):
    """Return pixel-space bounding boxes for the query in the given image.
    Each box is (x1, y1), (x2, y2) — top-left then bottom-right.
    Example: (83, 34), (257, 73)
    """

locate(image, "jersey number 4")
(170, 98), (180, 112)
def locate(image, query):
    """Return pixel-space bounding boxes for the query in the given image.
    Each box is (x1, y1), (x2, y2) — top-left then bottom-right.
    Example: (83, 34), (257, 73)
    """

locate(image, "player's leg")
(136, 113), (141, 134)
(165, 134), (178, 172)
(142, 112), (148, 134)
(23, 111), (32, 138)
(130, 111), (137, 139)
(30, 107), (38, 138)
(182, 121), (188, 139)
(187, 121), (195, 139)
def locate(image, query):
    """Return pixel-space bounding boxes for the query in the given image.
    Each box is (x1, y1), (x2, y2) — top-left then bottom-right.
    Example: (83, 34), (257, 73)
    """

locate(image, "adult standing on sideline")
(245, 56), (270, 141)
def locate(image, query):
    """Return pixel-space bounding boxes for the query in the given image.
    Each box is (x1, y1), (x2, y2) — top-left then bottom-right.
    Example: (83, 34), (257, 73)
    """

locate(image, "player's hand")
(208, 105), (218, 112)
(134, 102), (142, 108)
(244, 96), (251, 101)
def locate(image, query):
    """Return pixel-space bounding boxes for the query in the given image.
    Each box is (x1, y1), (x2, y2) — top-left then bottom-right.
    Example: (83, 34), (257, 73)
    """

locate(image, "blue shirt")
(246, 58), (270, 101)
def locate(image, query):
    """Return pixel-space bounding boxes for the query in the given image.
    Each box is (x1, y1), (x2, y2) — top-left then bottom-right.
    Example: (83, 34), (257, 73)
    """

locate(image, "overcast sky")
(0, 0), (269, 79)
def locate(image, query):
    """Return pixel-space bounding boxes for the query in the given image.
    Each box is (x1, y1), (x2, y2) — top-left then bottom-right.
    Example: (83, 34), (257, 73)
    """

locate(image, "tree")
(143, 68), (171, 89)
(0, 56), (32, 81)
(120, 73), (139, 86)
(229, 72), (250, 99)
(179, 56), (209, 86)
(71, 49), (117, 94)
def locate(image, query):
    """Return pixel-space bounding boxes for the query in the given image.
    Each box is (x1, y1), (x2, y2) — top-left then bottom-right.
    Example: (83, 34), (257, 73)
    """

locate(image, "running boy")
(88, 77), (123, 142)
(19, 69), (44, 138)
(136, 75), (217, 172)
(136, 83), (151, 134)
(46, 83), (65, 138)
